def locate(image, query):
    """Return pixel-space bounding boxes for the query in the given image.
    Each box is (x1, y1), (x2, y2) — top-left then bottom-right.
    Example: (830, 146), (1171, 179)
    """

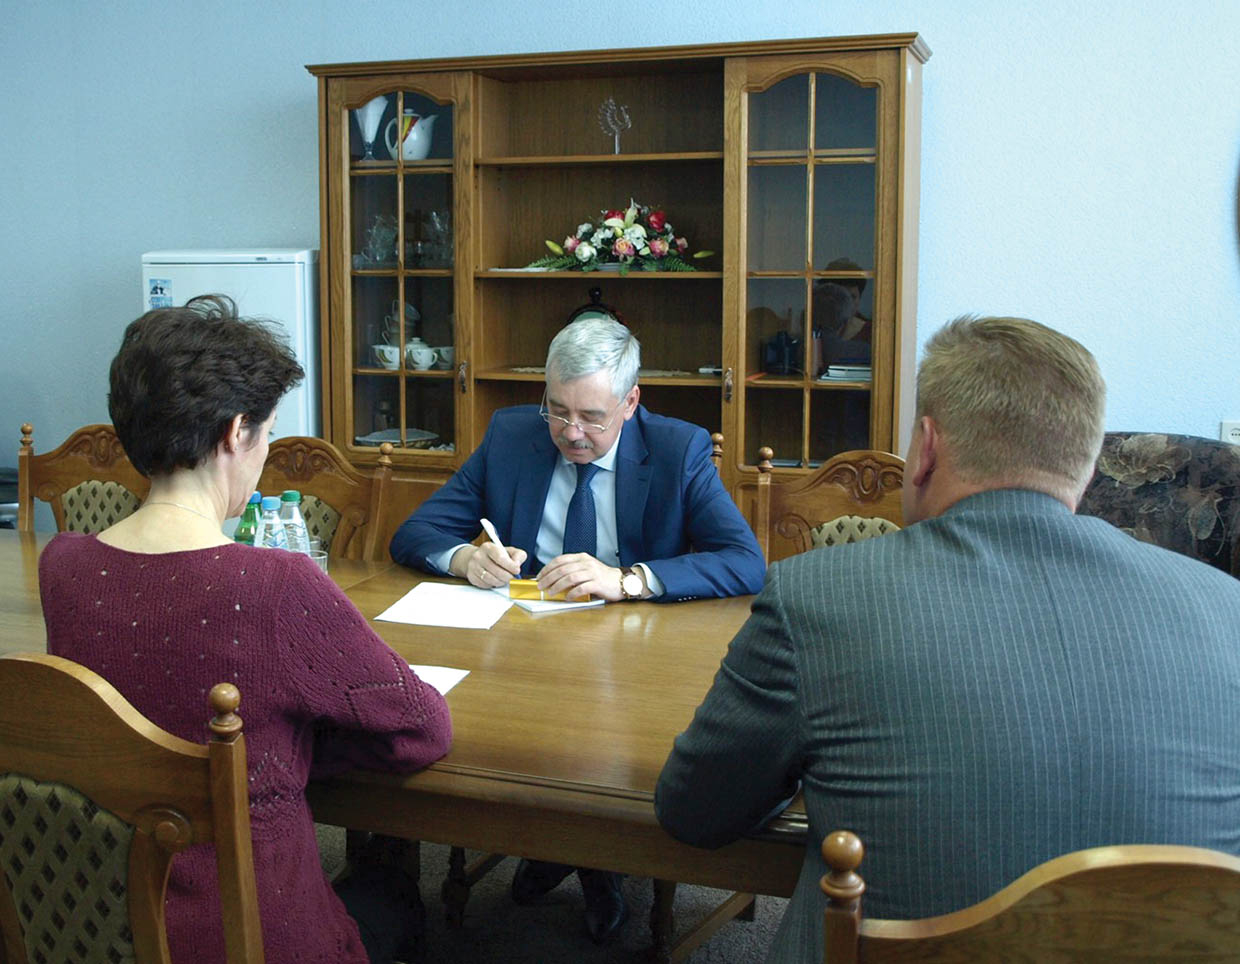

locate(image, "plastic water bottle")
(255, 496), (289, 550)
(279, 490), (311, 554)
(233, 492), (262, 545)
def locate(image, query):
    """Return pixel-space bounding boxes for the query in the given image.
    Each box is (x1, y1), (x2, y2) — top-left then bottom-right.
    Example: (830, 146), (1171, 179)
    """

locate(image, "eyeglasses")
(538, 390), (626, 435)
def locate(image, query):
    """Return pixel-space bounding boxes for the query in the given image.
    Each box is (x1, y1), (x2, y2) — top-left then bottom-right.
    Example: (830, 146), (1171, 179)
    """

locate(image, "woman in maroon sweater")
(39, 296), (451, 964)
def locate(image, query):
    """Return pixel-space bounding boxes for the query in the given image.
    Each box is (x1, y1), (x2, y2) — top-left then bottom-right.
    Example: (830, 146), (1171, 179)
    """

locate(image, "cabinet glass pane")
(809, 389), (871, 464)
(812, 279), (873, 369)
(352, 276), (399, 368)
(403, 173), (453, 269)
(351, 176), (399, 269)
(405, 378), (456, 454)
(811, 164), (875, 271)
(814, 74), (876, 152)
(745, 387), (804, 466)
(349, 92), (397, 164)
(389, 91), (453, 163)
(747, 166), (806, 272)
(403, 277), (454, 358)
(748, 75), (808, 153)
(352, 374), (401, 446)
(747, 278), (806, 376)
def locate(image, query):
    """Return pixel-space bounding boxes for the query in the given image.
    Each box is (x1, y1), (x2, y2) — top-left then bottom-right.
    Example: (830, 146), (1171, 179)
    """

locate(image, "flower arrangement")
(527, 199), (713, 274)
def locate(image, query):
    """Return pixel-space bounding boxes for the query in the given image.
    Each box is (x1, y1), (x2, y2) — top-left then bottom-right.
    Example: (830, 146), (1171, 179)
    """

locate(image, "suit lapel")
(615, 410), (652, 565)
(512, 430), (558, 573)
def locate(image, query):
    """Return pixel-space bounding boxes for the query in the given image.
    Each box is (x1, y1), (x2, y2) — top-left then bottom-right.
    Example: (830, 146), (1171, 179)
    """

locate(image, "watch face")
(622, 572), (643, 596)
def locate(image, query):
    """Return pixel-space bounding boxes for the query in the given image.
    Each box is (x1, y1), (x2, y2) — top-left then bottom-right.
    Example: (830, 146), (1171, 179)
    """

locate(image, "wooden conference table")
(0, 529), (807, 954)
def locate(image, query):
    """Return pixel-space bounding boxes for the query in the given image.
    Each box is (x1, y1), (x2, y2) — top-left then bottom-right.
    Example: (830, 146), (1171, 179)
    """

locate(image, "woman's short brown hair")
(108, 295), (303, 476)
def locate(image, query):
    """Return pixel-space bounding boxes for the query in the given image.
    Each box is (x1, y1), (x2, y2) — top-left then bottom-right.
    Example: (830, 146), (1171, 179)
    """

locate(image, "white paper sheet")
(408, 664), (470, 695)
(491, 586), (606, 614)
(375, 582), (512, 629)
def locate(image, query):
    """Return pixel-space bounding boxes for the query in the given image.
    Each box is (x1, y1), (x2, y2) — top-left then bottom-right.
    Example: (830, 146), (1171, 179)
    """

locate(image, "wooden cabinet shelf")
(476, 151), (724, 166)
(309, 34), (927, 498)
(475, 270), (723, 279)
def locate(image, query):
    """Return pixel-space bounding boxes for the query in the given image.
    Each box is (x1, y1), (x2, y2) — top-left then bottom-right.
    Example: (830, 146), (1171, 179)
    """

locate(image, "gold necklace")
(143, 501), (220, 524)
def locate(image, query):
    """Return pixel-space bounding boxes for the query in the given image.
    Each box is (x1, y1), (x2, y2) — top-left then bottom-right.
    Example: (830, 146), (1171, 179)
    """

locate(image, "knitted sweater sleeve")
(274, 554), (453, 778)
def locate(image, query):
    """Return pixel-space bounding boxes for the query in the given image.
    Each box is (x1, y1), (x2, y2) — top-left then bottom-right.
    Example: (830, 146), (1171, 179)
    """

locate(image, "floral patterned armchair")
(1077, 433), (1240, 579)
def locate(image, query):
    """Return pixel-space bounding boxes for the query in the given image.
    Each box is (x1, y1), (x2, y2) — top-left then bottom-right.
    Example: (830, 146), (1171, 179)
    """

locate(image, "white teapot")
(385, 110), (438, 161)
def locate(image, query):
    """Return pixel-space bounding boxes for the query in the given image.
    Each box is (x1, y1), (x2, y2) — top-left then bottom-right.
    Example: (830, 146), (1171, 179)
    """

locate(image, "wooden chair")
(257, 437), (394, 560)
(821, 830), (1240, 962)
(0, 652), (263, 964)
(17, 423), (149, 532)
(753, 448), (905, 563)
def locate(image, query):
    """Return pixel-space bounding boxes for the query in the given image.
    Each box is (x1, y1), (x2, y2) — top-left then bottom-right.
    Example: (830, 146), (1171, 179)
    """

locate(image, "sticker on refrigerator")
(147, 278), (172, 308)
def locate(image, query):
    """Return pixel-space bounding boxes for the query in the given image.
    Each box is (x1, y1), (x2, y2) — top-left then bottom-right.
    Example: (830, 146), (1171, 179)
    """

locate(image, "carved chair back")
(0, 652), (263, 964)
(821, 829), (1240, 963)
(753, 449), (905, 562)
(17, 423), (150, 533)
(257, 437), (394, 560)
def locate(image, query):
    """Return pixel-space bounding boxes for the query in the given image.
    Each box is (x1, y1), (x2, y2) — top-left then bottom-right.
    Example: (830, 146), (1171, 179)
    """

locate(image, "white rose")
(590, 229), (611, 247)
(575, 242), (596, 262)
(577, 222), (593, 237)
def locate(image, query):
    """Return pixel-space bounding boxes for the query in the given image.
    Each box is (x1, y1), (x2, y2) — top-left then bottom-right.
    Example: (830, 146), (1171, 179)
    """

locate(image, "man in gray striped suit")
(655, 316), (1240, 962)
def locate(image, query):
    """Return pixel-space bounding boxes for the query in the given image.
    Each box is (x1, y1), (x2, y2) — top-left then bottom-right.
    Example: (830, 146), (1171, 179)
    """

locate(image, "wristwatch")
(619, 566), (645, 600)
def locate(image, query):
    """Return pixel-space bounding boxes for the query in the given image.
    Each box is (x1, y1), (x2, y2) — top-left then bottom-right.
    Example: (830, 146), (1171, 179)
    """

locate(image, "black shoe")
(510, 858), (574, 905)
(579, 869), (629, 945)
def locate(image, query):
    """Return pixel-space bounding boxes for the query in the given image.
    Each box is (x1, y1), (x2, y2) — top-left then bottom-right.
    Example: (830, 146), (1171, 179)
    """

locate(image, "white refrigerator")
(140, 249), (320, 438)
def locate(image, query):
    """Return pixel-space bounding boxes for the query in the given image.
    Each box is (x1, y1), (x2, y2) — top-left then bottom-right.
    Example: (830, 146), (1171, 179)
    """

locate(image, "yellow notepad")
(507, 579), (592, 602)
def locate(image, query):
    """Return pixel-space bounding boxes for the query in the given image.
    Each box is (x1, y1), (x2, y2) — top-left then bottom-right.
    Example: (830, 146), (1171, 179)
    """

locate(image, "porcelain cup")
(372, 344), (400, 369)
(434, 346), (455, 369)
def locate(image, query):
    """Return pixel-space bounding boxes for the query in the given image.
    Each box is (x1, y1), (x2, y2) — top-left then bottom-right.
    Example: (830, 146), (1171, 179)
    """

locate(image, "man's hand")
(451, 542), (526, 589)
(537, 553), (626, 602)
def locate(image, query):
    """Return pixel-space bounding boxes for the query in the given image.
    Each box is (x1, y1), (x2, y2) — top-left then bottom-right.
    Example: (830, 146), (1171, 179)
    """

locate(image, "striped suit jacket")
(655, 488), (1240, 963)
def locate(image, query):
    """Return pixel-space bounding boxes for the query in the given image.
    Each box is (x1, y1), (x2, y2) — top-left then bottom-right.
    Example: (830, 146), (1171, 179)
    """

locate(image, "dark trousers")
(334, 849), (424, 963)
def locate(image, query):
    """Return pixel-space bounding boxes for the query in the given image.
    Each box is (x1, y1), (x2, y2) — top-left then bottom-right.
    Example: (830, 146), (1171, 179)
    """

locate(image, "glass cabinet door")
(741, 68), (879, 468)
(337, 79), (460, 463)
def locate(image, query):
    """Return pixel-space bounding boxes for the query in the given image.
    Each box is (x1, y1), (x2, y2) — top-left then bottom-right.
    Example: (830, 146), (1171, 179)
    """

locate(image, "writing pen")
(479, 517), (503, 548)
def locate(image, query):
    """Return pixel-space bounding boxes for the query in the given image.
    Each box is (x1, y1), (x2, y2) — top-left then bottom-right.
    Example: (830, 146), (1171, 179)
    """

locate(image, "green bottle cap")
(280, 490), (302, 502)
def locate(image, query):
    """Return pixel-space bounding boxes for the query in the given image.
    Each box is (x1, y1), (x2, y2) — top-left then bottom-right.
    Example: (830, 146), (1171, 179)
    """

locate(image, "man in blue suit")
(390, 312), (765, 940)
(655, 316), (1240, 962)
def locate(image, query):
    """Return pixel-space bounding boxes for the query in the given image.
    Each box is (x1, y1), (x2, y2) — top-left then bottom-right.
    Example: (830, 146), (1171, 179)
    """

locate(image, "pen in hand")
(478, 517), (523, 581)
(480, 517), (504, 548)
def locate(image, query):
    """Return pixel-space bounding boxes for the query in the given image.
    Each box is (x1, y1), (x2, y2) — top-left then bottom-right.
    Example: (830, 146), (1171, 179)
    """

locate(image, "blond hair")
(916, 316), (1105, 501)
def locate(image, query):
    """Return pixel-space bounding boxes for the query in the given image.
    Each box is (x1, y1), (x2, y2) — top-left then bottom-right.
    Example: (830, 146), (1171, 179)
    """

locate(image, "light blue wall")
(3, 0), (1238, 468)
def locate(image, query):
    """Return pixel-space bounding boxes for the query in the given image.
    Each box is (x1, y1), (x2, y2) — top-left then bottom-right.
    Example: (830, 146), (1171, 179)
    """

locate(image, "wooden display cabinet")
(308, 34), (928, 502)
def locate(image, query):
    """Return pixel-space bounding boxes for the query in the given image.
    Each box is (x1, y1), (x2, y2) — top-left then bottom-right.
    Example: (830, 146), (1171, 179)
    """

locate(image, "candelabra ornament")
(353, 95), (389, 162)
(598, 97), (632, 155)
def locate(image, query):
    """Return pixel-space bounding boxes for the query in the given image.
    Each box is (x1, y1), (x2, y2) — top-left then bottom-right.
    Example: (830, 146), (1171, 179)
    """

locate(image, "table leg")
(441, 846), (508, 927)
(650, 879), (676, 963)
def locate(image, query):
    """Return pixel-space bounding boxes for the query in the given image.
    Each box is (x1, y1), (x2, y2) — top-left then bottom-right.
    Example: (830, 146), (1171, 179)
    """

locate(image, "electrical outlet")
(1222, 421), (1240, 446)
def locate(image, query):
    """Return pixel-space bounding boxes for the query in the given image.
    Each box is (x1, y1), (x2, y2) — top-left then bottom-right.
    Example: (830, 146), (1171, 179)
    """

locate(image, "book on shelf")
(819, 364), (872, 381)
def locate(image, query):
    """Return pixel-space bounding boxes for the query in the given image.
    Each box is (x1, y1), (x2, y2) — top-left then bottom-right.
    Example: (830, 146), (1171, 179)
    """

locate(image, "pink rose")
(563, 235), (580, 253)
(648, 237), (669, 258)
(647, 209), (667, 233)
(612, 238), (636, 258)
(675, 236), (688, 254)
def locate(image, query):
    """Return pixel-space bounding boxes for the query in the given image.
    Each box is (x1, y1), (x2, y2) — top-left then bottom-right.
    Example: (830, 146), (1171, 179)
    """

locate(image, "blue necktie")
(562, 462), (600, 557)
